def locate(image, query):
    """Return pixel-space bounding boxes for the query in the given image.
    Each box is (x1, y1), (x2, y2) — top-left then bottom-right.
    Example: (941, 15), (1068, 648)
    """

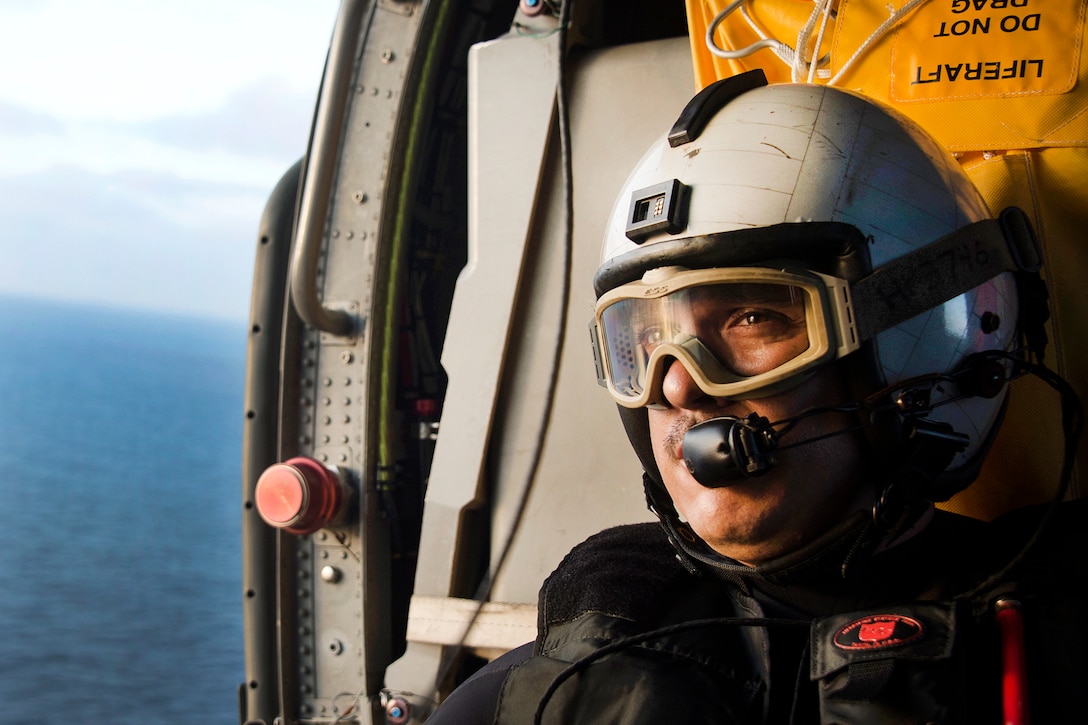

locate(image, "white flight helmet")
(591, 72), (1043, 507)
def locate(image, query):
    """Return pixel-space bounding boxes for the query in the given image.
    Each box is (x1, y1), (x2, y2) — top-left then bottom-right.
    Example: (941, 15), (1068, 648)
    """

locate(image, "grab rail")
(289, 0), (366, 336)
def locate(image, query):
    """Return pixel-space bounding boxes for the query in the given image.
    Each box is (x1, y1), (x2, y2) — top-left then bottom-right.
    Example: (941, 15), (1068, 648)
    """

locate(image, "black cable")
(430, 0), (576, 697)
(484, 0), (576, 598)
(787, 637), (812, 725)
(470, 0), (575, 616)
(956, 356), (1083, 603)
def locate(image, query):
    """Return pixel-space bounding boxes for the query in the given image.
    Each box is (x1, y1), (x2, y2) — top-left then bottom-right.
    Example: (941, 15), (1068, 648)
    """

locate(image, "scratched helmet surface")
(594, 76), (1019, 495)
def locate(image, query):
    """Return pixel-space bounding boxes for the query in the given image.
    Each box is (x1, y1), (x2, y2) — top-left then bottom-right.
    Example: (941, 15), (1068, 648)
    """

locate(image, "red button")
(255, 457), (347, 534)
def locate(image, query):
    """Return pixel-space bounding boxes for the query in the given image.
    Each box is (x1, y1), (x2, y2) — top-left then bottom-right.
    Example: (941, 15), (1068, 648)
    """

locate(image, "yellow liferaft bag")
(687, 0), (1088, 519)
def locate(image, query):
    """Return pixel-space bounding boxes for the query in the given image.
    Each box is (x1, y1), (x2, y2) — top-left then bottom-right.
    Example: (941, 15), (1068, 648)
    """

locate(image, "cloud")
(0, 76), (312, 184)
(0, 0), (339, 123)
(0, 0), (338, 318)
(0, 77), (310, 321)
(0, 166), (281, 321)
(0, 99), (66, 136)
(136, 77), (316, 160)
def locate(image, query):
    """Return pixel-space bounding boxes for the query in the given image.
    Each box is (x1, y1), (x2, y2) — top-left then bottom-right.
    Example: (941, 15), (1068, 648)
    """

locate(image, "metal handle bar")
(289, 0), (366, 336)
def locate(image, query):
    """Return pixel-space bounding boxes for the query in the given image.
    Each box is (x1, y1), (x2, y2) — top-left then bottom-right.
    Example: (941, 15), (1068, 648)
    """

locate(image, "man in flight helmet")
(430, 72), (1085, 724)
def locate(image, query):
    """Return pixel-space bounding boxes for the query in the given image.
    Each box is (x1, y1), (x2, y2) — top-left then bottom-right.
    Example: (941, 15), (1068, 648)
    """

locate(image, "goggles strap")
(852, 208), (1043, 344)
(594, 221), (866, 297)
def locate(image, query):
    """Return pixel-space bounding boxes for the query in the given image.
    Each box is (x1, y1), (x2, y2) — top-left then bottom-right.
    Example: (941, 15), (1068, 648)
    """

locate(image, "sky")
(0, 0), (341, 322)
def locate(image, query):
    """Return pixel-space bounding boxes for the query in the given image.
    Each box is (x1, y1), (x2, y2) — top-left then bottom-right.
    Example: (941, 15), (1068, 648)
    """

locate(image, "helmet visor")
(594, 268), (854, 407)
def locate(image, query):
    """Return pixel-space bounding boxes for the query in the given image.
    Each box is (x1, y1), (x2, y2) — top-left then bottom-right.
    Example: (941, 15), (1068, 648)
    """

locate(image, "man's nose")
(659, 357), (720, 410)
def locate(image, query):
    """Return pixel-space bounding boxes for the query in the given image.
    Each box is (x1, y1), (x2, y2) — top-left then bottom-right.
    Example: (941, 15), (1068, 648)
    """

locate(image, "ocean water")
(0, 296), (247, 723)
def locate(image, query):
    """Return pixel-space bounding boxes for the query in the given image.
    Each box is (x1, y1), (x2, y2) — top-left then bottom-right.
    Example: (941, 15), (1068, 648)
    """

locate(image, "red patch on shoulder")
(833, 614), (924, 651)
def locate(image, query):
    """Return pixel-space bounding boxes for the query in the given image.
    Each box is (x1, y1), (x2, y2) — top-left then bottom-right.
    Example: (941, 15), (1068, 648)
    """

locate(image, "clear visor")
(594, 268), (853, 408)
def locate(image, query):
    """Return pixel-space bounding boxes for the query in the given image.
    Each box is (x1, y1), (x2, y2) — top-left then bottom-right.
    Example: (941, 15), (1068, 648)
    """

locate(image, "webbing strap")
(852, 209), (1041, 342)
(839, 659), (896, 700)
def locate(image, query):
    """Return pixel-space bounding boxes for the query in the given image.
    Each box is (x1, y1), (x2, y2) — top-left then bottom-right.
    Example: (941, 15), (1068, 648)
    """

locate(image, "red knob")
(255, 457), (349, 535)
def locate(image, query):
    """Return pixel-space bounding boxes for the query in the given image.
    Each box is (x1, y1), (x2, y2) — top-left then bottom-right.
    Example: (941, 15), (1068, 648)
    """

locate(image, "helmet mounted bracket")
(666, 68), (769, 147)
(625, 179), (689, 243)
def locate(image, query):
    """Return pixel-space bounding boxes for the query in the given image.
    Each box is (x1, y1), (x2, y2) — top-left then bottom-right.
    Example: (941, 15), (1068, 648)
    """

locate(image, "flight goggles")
(590, 267), (859, 408)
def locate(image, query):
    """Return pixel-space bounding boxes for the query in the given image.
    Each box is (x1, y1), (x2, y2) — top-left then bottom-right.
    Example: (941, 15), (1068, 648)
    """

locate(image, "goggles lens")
(595, 268), (842, 406)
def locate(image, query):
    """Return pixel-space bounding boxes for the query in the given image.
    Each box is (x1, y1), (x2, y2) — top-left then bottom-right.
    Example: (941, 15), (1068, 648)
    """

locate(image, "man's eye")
(723, 308), (806, 343)
(733, 309), (783, 328)
(639, 327), (665, 349)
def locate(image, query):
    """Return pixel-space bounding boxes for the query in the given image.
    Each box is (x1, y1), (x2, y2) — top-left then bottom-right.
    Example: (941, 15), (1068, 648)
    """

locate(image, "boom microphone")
(683, 414), (778, 487)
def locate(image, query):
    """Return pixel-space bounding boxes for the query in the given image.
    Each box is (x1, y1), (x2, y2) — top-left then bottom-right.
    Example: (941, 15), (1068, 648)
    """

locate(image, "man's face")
(645, 287), (871, 565)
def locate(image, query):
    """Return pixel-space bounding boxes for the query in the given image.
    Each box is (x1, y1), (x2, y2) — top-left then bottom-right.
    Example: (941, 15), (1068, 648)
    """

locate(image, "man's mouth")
(663, 415), (694, 461)
(663, 412), (745, 461)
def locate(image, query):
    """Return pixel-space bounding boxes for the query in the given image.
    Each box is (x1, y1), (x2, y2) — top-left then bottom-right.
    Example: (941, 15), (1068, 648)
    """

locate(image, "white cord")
(806, 0), (835, 82)
(705, 0), (799, 67)
(703, 0), (935, 87)
(828, 0), (933, 86)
